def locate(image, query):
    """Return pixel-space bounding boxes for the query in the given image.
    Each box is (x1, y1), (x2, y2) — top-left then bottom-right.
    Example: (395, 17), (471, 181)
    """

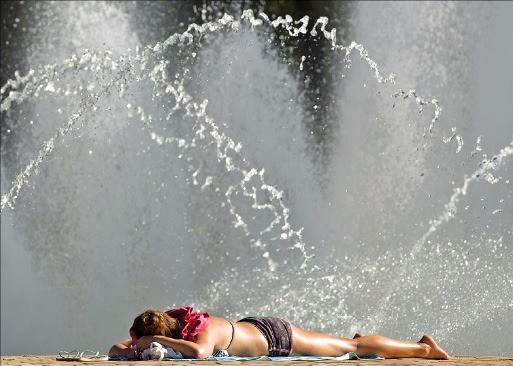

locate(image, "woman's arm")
(108, 340), (136, 359)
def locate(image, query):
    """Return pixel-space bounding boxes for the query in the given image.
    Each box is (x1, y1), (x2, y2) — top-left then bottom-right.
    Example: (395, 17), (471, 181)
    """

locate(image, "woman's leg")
(290, 325), (449, 359)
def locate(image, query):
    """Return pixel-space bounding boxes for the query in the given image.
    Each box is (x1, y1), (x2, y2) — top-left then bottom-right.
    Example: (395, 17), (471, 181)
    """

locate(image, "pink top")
(166, 306), (211, 341)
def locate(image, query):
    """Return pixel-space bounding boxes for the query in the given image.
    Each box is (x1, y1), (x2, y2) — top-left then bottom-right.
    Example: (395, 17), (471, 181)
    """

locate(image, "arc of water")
(1, 49), (150, 212)
(0, 13), (239, 212)
(145, 79), (313, 269)
(393, 89), (443, 136)
(2, 8), (457, 278)
(1, 10), (442, 212)
(139, 9), (447, 270)
(371, 139), (513, 330)
(253, 10), (444, 135)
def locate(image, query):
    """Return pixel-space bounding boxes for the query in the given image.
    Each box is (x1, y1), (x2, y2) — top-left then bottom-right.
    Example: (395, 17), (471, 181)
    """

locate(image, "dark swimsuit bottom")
(237, 317), (293, 357)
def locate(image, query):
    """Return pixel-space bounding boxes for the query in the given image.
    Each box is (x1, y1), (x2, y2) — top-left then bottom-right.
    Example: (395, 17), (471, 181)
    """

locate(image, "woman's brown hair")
(130, 310), (180, 339)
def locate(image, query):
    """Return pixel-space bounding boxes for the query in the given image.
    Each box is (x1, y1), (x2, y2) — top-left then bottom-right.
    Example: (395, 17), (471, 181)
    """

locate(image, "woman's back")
(205, 316), (268, 357)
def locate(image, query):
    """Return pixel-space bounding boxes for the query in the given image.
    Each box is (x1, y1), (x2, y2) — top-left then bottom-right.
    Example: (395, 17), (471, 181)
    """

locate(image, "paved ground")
(1, 355), (512, 366)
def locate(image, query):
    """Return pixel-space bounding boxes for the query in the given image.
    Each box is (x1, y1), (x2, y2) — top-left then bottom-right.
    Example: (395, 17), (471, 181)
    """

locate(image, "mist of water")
(1, 1), (512, 356)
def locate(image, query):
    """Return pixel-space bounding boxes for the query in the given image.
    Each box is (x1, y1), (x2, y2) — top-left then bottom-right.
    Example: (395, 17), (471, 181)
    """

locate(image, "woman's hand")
(135, 335), (159, 350)
(108, 341), (139, 359)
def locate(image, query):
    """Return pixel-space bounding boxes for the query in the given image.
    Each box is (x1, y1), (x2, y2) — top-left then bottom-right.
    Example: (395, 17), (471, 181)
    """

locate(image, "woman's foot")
(418, 335), (450, 359)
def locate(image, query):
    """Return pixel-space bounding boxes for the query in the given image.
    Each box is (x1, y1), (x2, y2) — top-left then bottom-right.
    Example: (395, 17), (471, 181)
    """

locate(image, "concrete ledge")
(2, 355), (513, 366)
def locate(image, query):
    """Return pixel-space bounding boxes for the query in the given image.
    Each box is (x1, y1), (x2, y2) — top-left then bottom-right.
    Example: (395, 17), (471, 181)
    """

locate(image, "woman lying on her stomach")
(108, 306), (449, 360)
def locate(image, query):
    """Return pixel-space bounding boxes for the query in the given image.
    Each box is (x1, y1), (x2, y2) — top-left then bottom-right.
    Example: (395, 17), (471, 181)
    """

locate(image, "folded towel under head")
(141, 342), (183, 360)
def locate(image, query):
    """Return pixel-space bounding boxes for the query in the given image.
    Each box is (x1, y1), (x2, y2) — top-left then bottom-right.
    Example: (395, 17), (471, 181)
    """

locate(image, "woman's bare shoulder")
(208, 315), (232, 327)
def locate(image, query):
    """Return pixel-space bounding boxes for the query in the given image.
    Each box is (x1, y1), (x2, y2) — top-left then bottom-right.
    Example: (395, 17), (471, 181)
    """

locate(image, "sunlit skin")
(108, 310), (450, 360)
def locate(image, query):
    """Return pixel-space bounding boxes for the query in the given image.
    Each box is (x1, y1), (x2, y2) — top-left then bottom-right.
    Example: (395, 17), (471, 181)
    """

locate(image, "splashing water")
(1, 1), (512, 357)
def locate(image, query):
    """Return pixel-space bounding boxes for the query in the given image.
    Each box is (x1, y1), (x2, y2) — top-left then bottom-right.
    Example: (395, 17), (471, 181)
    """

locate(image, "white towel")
(141, 342), (183, 360)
